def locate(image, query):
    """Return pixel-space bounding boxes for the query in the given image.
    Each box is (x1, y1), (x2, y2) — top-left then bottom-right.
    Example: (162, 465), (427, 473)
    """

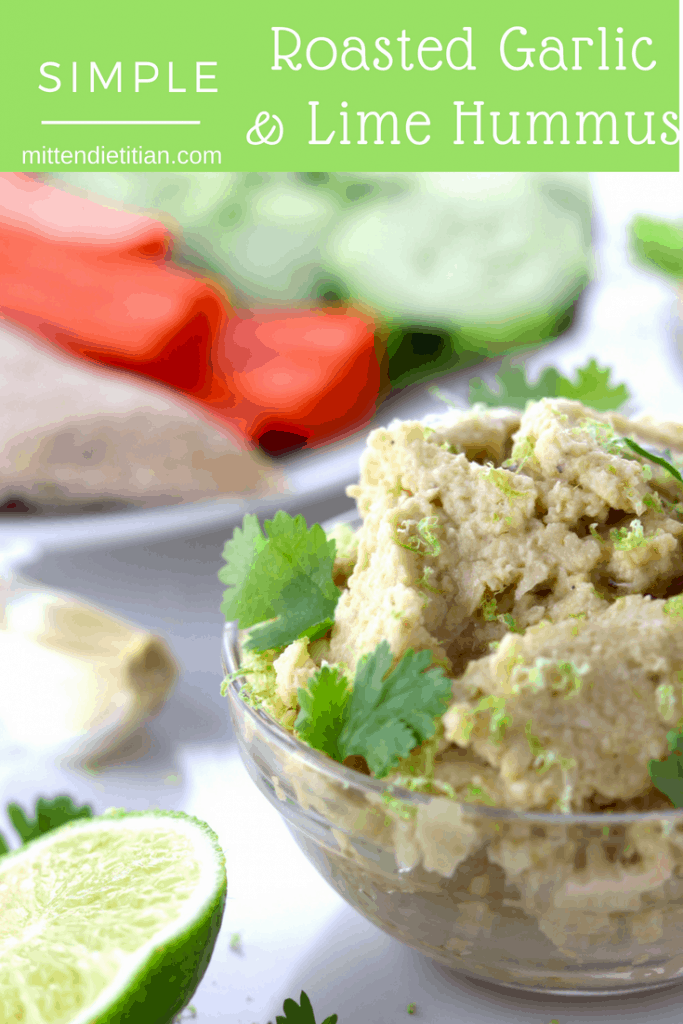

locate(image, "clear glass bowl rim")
(222, 619), (683, 828)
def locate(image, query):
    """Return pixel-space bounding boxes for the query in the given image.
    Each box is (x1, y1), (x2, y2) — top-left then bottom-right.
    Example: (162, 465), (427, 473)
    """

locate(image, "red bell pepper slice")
(210, 309), (383, 454)
(0, 173), (233, 405)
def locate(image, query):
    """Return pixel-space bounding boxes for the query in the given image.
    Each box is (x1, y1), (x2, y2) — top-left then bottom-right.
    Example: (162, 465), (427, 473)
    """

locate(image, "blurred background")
(1, 170), (683, 1022)
(42, 170), (592, 379)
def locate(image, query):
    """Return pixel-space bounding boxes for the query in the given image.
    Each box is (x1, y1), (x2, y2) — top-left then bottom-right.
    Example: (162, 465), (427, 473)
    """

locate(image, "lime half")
(0, 808), (227, 1024)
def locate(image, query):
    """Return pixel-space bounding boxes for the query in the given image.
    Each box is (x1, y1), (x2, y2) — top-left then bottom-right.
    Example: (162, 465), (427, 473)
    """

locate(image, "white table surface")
(3, 170), (683, 1024)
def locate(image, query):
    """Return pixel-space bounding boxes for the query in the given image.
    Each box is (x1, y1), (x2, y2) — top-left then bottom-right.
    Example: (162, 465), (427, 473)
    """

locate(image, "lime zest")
(504, 435), (536, 471)
(394, 515), (442, 557)
(664, 595), (683, 619)
(656, 682), (677, 723)
(610, 519), (653, 551)
(484, 465), (526, 501)
(381, 790), (417, 821)
(463, 783), (496, 806)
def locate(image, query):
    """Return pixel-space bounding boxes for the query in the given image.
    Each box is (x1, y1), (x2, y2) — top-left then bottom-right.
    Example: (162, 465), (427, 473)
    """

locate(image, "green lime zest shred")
(484, 465), (526, 501)
(664, 596), (683, 618)
(463, 783), (496, 806)
(381, 791), (417, 821)
(394, 515), (441, 558)
(499, 612), (523, 634)
(643, 492), (662, 512)
(656, 682), (677, 722)
(611, 519), (654, 551)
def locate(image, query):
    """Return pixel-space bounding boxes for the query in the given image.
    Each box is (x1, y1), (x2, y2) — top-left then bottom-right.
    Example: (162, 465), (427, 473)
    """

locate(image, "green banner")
(3, 0), (679, 171)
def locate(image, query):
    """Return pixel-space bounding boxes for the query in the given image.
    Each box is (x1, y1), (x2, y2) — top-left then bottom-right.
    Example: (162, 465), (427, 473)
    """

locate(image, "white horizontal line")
(40, 120), (201, 126)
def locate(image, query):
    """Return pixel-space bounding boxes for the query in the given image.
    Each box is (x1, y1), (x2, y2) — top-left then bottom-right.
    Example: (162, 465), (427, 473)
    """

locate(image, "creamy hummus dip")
(234, 397), (683, 981)
(242, 396), (683, 815)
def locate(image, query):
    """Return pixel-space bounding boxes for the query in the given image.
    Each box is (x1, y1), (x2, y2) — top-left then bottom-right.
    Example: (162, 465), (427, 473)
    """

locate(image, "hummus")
(243, 397), (683, 814)
(233, 397), (683, 985)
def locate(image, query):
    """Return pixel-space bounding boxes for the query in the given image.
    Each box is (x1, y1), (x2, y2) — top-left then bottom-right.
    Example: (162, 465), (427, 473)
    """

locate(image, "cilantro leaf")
(219, 512), (341, 653)
(469, 358), (629, 412)
(469, 363), (561, 408)
(295, 666), (349, 762)
(294, 643), (452, 778)
(339, 644), (451, 777)
(631, 215), (683, 280)
(556, 359), (630, 411)
(270, 991), (338, 1024)
(0, 795), (93, 854)
(218, 513), (267, 622)
(649, 731), (683, 807)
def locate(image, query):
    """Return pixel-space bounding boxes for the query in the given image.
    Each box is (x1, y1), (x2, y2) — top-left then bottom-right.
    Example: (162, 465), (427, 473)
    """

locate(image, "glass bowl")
(222, 621), (683, 996)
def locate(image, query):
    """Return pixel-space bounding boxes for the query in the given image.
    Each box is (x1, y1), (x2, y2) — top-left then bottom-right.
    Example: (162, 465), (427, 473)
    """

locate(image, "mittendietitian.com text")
(22, 145), (221, 166)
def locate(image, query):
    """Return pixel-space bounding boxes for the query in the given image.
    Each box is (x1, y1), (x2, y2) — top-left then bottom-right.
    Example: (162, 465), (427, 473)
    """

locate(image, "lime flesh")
(0, 809), (227, 1024)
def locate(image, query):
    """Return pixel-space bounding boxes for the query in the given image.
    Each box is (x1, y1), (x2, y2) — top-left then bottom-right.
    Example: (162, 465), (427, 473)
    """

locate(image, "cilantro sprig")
(270, 991), (338, 1024)
(468, 357), (629, 411)
(295, 641), (452, 778)
(649, 731), (683, 808)
(0, 795), (93, 855)
(219, 512), (341, 652)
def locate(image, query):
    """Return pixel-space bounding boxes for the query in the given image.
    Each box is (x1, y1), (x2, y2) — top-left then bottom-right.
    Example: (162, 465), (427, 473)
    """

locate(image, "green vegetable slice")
(0, 809), (226, 1024)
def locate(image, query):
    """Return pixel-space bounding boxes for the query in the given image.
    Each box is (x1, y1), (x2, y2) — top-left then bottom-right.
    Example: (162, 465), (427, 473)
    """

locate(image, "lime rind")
(0, 809), (227, 1024)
